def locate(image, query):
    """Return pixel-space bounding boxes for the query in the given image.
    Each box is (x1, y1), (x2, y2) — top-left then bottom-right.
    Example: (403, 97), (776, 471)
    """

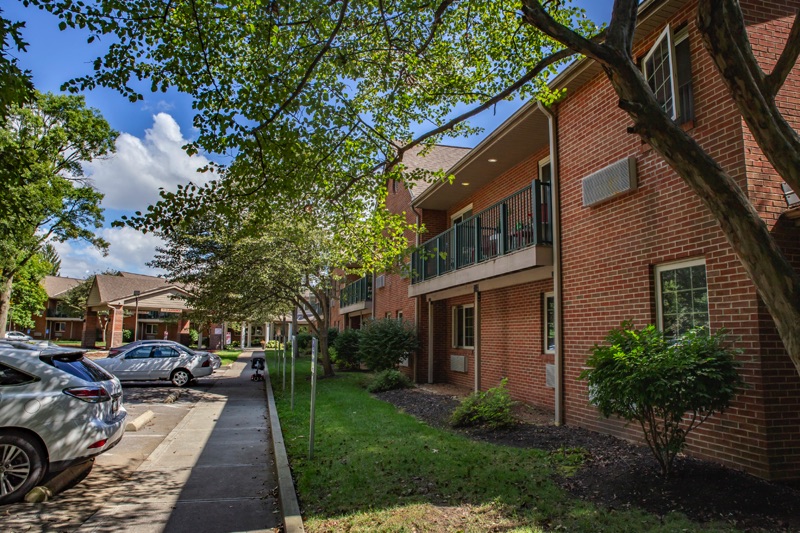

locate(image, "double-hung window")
(144, 323), (158, 335)
(452, 304), (475, 349)
(655, 259), (709, 338)
(643, 25), (694, 123)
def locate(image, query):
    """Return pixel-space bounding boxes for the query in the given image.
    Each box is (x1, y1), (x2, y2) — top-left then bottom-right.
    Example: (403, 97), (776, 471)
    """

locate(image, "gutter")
(537, 101), (565, 426)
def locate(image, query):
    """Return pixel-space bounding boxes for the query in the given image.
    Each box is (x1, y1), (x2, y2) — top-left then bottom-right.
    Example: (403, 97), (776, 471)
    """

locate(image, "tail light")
(64, 387), (111, 403)
(88, 439), (108, 449)
(201, 358), (210, 367)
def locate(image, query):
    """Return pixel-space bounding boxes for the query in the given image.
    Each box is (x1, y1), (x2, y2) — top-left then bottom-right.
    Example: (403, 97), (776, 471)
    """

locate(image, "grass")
(214, 349), (245, 367)
(268, 359), (737, 533)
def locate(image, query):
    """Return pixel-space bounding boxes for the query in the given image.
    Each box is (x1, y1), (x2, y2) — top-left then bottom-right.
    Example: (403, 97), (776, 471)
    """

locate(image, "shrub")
(580, 322), (744, 478)
(122, 329), (133, 342)
(451, 378), (516, 429)
(189, 329), (199, 343)
(296, 332), (313, 355)
(332, 328), (362, 370)
(358, 318), (418, 372)
(325, 327), (339, 348)
(367, 369), (413, 393)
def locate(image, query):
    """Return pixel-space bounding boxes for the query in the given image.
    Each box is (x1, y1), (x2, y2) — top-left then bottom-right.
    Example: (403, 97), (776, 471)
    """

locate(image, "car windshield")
(53, 356), (115, 382)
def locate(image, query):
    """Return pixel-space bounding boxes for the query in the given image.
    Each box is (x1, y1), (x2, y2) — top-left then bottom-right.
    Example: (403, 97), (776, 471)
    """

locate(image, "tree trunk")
(0, 276), (13, 337)
(319, 291), (334, 377)
(519, 1), (800, 377)
(601, 52), (800, 376)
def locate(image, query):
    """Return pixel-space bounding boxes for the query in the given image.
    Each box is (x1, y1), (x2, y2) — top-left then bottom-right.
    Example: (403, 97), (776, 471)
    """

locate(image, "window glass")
(453, 305), (475, 348)
(657, 261), (709, 338)
(0, 363), (36, 386)
(53, 357), (115, 382)
(545, 294), (556, 353)
(675, 35), (694, 122)
(153, 347), (178, 358)
(126, 346), (152, 359)
(644, 30), (675, 118)
(643, 26), (694, 124)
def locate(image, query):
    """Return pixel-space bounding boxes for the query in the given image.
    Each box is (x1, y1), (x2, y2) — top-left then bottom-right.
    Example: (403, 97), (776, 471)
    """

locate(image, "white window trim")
(544, 292), (555, 355)
(450, 204), (474, 226)
(452, 304), (475, 349)
(654, 257), (709, 333)
(643, 25), (679, 120)
(538, 156), (551, 180)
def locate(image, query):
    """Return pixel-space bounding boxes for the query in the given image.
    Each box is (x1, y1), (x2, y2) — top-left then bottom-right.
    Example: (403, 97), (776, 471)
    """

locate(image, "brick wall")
(480, 279), (555, 409)
(555, 0), (800, 480)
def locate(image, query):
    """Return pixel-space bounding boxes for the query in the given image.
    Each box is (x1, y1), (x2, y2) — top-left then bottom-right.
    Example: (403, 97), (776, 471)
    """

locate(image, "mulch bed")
(376, 388), (800, 532)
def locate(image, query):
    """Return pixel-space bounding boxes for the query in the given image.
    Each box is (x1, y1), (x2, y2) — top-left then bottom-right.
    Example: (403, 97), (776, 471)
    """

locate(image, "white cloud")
(85, 113), (213, 211)
(53, 228), (166, 279)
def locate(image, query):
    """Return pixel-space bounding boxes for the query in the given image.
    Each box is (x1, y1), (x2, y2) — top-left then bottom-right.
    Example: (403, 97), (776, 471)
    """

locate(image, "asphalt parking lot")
(0, 375), (223, 531)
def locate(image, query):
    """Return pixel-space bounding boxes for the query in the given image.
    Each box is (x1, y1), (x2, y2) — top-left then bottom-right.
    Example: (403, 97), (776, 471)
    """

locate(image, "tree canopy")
(0, 91), (116, 334)
(21, 0), (800, 375)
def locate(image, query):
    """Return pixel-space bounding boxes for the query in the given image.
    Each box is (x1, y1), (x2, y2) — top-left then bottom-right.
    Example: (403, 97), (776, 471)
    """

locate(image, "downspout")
(474, 285), (481, 393)
(538, 101), (564, 426)
(427, 298), (434, 384)
(412, 204), (425, 384)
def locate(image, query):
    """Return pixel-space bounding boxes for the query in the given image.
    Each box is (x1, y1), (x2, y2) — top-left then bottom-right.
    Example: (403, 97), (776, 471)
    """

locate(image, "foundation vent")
(582, 156), (637, 207)
(450, 354), (467, 373)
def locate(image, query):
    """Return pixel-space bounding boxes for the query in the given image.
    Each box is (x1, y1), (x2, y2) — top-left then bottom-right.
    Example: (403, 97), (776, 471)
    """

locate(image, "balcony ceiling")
(414, 106), (550, 211)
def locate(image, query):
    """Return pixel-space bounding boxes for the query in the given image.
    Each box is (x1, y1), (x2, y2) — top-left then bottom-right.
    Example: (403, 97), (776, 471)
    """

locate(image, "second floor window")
(643, 25), (693, 124)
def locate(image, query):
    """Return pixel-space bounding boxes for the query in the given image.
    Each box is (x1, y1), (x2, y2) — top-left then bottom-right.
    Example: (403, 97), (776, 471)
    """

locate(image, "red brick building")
(331, 0), (800, 481)
(30, 275), (84, 341)
(82, 272), (193, 348)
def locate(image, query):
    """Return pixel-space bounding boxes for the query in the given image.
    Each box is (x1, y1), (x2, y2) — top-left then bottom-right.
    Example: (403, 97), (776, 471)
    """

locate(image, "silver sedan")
(94, 344), (214, 387)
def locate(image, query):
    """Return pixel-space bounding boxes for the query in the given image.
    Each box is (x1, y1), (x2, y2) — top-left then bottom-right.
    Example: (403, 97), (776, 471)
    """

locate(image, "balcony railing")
(46, 308), (84, 319)
(340, 275), (373, 307)
(411, 181), (552, 284)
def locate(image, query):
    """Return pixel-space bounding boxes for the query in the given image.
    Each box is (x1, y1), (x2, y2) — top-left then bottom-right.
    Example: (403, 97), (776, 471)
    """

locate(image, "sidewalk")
(79, 350), (282, 533)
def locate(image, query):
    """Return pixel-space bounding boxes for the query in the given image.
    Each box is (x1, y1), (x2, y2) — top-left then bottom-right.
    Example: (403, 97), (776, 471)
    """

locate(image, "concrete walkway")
(79, 350), (282, 533)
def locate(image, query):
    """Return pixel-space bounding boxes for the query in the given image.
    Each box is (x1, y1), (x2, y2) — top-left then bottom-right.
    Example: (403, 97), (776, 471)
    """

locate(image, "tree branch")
(605, 0), (639, 54)
(252, 0), (349, 134)
(766, 9), (800, 97)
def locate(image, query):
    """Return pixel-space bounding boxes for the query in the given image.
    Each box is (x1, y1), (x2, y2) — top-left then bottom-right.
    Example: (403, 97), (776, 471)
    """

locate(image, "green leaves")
(581, 323), (744, 477)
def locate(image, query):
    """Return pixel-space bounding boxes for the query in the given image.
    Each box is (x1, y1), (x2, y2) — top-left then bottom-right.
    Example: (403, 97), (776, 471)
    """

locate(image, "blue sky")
(5, 1), (613, 278)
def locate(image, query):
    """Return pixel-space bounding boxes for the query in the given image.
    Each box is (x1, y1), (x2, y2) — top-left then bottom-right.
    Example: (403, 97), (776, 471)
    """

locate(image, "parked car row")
(0, 341), (127, 504)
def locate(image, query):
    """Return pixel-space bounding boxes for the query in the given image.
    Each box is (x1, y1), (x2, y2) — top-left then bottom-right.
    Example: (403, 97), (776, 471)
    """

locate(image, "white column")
(241, 323), (246, 348)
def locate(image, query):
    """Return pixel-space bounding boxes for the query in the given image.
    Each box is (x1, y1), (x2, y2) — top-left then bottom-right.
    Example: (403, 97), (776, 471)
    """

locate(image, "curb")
(265, 362), (305, 533)
(126, 409), (155, 432)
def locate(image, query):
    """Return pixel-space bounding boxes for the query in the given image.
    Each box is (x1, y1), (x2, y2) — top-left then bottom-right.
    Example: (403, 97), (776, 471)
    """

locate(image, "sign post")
(309, 337), (318, 460)
(291, 334), (297, 410)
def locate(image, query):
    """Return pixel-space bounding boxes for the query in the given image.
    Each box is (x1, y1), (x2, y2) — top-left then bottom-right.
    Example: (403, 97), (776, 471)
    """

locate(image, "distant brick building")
(330, 0), (800, 481)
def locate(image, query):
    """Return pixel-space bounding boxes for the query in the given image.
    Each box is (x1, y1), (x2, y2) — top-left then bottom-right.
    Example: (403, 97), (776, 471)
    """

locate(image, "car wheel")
(0, 433), (46, 505)
(170, 369), (192, 387)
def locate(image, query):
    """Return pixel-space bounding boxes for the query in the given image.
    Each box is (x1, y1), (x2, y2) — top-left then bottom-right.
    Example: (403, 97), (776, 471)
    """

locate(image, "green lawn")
(214, 349), (245, 367)
(268, 359), (736, 533)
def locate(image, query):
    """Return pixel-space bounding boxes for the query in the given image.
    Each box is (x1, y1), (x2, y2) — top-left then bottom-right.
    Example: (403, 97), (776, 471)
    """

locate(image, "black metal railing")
(46, 307), (83, 318)
(339, 275), (373, 307)
(411, 181), (552, 284)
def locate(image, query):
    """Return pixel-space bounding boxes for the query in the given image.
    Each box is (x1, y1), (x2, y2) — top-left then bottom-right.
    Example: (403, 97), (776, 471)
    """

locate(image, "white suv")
(0, 342), (127, 504)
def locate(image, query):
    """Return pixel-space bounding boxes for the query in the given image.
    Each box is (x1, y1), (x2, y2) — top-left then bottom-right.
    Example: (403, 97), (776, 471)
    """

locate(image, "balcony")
(339, 275), (372, 314)
(46, 308), (84, 319)
(410, 181), (553, 294)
